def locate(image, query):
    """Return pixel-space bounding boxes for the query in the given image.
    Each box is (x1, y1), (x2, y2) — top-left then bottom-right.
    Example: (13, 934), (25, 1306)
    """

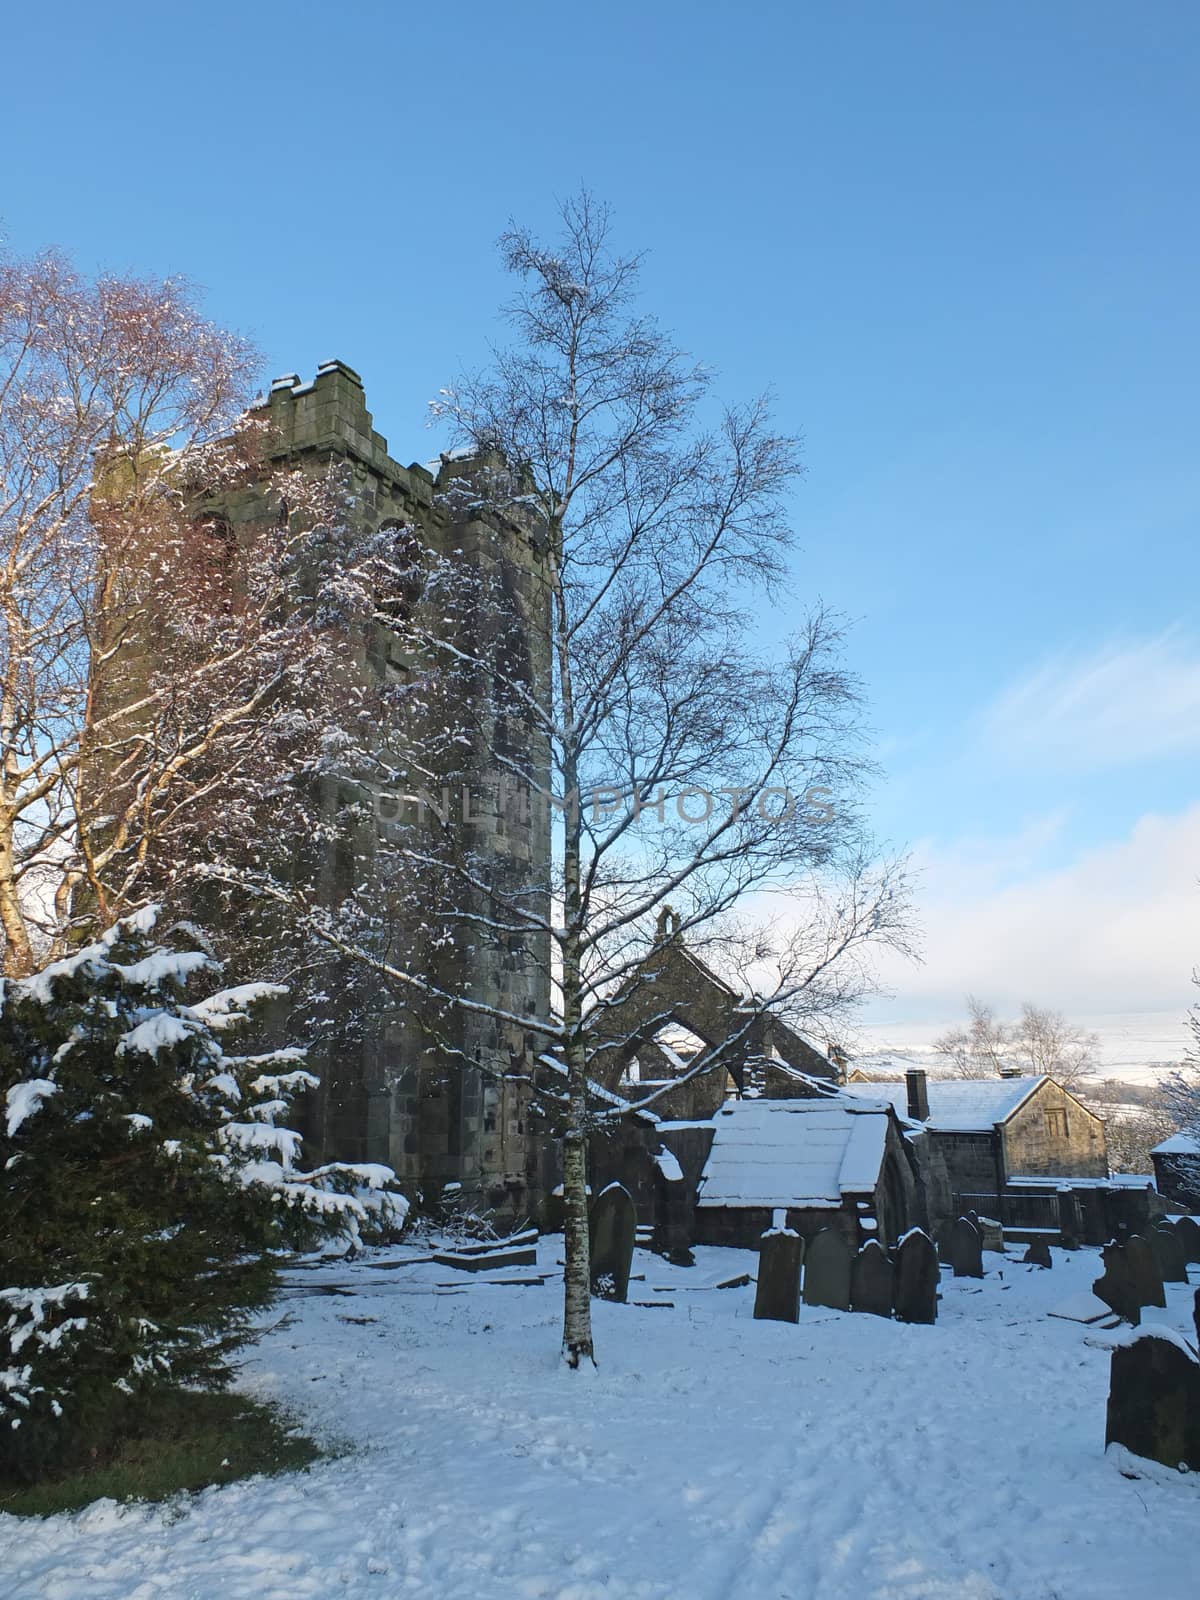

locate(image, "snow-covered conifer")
(0, 907), (406, 1480)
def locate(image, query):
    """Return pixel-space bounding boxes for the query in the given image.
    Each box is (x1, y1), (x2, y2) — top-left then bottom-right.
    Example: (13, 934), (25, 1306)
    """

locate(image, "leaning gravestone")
(754, 1226), (804, 1324)
(1147, 1225), (1189, 1286)
(1176, 1215), (1200, 1265)
(589, 1182), (636, 1303)
(894, 1229), (939, 1324)
(949, 1216), (984, 1279)
(802, 1228), (853, 1311)
(1106, 1331), (1200, 1474)
(1093, 1240), (1141, 1325)
(850, 1239), (894, 1318)
(1023, 1238), (1053, 1269)
(1125, 1234), (1166, 1310)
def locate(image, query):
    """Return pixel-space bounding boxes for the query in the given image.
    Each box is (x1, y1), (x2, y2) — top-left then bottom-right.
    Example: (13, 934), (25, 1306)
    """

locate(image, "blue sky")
(2, 0), (1197, 1028)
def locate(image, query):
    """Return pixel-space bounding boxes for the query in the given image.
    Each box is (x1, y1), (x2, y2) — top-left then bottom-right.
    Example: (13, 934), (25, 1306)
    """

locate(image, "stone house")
(843, 1071), (1109, 1235)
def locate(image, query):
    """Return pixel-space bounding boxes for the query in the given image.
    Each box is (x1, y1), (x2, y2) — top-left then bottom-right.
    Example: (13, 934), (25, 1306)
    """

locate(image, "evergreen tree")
(0, 907), (405, 1480)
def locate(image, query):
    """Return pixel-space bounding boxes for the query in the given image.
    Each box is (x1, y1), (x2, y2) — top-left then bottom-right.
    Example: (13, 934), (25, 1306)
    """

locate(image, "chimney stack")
(906, 1068), (930, 1122)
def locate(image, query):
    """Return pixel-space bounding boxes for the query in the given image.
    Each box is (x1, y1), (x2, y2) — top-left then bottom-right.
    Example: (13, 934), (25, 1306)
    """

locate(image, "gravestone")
(850, 1238), (894, 1318)
(1057, 1189), (1081, 1249)
(1106, 1332), (1200, 1473)
(894, 1229), (939, 1324)
(1093, 1241), (1141, 1324)
(754, 1227), (804, 1323)
(977, 1217), (1005, 1254)
(948, 1216), (984, 1279)
(589, 1182), (636, 1303)
(1125, 1235), (1166, 1310)
(1106, 1187), (1153, 1238)
(1023, 1238), (1053, 1269)
(1195, 1287), (1200, 1349)
(1176, 1215), (1200, 1265)
(1075, 1188), (1108, 1247)
(802, 1228), (853, 1311)
(1147, 1225), (1189, 1286)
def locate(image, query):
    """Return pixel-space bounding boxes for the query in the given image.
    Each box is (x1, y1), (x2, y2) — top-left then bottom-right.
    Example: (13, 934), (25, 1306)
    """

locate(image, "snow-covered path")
(2, 1241), (1197, 1599)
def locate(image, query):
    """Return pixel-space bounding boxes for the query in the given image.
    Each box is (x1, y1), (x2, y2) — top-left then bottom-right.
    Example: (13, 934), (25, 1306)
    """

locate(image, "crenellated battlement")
(256, 359), (437, 513)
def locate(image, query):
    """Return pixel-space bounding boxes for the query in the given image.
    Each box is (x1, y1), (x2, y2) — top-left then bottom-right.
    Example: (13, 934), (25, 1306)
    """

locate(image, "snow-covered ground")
(2, 1238), (1197, 1600)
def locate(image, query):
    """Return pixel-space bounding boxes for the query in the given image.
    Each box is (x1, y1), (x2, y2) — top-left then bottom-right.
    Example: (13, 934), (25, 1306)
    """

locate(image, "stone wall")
(694, 1204), (860, 1252)
(1001, 1081), (1107, 1180)
(935, 1130), (1006, 1209)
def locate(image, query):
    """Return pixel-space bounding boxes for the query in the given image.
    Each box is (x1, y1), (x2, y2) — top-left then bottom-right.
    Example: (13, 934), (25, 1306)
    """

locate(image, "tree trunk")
(560, 1102), (594, 1367)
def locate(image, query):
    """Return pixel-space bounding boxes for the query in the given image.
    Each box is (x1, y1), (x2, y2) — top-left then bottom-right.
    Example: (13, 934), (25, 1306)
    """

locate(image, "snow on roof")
(1151, 1131), (1200, 1156)
(841, 1077), (1042, 1133)
(697, 1099), (890, 1210)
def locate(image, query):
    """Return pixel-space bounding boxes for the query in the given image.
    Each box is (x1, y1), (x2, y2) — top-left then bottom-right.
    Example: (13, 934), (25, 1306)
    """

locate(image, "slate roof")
(696, 1099), (891, 1210)
(841, 1076), (1044, 1133)
(1151, 1131), (1200, 1156)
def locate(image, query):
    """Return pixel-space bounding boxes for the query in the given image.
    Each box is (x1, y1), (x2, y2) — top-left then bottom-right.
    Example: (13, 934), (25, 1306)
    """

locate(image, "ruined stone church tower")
(228, 362), (554, 1220)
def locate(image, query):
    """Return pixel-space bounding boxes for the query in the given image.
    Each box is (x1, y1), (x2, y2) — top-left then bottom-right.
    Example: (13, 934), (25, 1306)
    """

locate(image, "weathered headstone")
(1176, 1214), (1200, 1265)
(1057, 1188), (1081, 1249)
(1106, 1331), (1200, 1473)
(948, 1216), (984, 1279)
(1106, 1187), (1153, 1238)
(977, 1217), (1005, 1254)
(894, 1229), (939, 1324)
(1075, 1188), (1108, 1247)
(589, 1182), (636, 1303)
(1093, 1240), (1140, 1324)
(1125, 1234), (1166, 1310)
(1147, 1224), (1189, 1286)
(1023, 1238), (1053, 1269)
(802, 1227), (853, 1311)
(850, 1238), (894, 1318)
(754, 1227), (804, 1323)
(1194, 1286), (1200, 1349)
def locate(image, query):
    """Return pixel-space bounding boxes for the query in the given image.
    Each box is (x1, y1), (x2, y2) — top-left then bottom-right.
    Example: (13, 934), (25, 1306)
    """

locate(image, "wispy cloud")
(977, 630), (1200, 772)
(865, 802), (1200, 1022)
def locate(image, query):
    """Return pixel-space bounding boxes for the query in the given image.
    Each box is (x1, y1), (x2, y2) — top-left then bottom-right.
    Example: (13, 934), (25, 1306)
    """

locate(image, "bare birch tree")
(237, 193), (912, 1366)
(934, 996), (1098, 1082)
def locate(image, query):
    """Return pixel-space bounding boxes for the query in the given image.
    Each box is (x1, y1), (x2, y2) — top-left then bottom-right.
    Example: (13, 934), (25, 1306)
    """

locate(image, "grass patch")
(0, 1389), (322, 1518)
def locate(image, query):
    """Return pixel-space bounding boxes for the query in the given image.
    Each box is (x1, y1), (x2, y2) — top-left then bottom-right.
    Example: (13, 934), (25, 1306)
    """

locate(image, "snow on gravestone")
(1125, 1235), (1167, 1310)
(1174, 1214), (1200, 1265)
(801, 1228), (852, 1312)
(754, 1218), (803, 1324)
(1106, 1329), (1200, 1475)
(1093, 1240), (1142, 1325)
(1147, 1223), (1189, 1285)
(849, 1238), (893, 1319)
(894, 1230), (939, 1324)
(589, 1182), (636, 1303)
(948, 1217), (984, 1280)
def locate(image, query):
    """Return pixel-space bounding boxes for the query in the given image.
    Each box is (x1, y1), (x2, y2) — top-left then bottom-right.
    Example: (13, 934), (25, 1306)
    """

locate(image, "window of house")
(1045, 1108), (1069, 1138)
